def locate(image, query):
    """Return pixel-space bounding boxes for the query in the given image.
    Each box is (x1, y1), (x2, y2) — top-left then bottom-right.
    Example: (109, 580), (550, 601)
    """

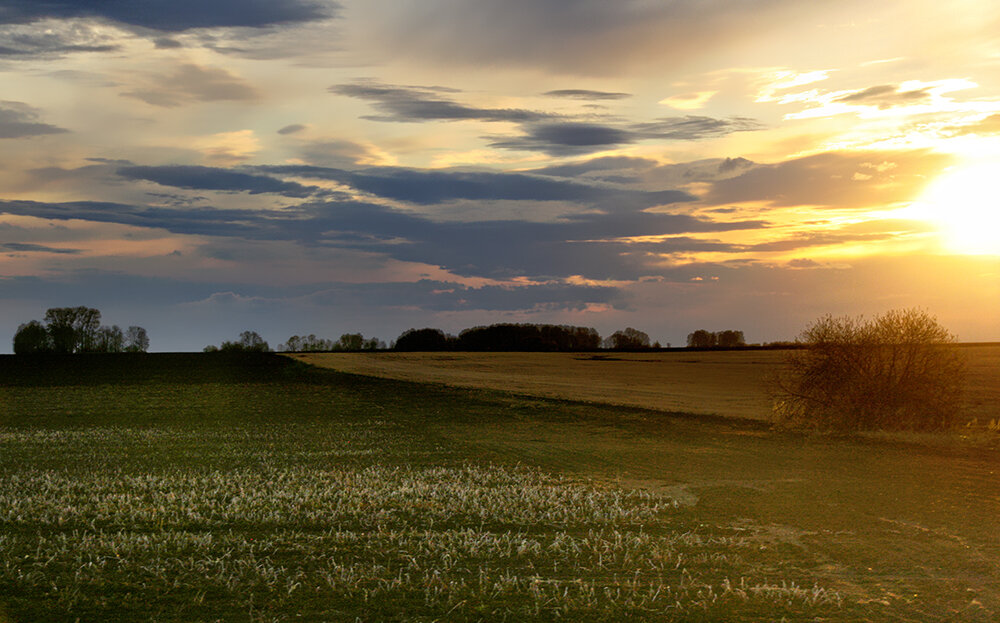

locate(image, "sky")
(1, 0), (998, 351)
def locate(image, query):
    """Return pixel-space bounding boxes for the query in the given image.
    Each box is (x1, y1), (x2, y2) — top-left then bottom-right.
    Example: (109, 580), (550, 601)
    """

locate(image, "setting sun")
(907, 161), (1000, 255)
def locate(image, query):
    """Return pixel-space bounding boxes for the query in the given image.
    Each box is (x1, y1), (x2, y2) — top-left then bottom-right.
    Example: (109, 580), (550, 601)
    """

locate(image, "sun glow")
(904, 161), (1000, 255)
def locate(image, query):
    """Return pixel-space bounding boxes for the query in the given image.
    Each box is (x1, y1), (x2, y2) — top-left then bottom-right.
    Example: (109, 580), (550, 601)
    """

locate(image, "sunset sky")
(2, 0), (998, 351)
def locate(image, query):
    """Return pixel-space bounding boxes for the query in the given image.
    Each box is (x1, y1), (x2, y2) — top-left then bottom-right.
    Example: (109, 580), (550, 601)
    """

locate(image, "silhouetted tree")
(336, 333), (365, 351)
(124, 326), (150, 353)
(282, 335), (303, 352)
(394, 328), (453, 351)
(686, 329), (746, 348)
(570, 326), (602, 350)
(606, 327), (650, 350)
(687, 329), (716, 348)
(772, 309), (965, 431)
(13, 309), (148, 355)
(280, 334), (336, 352)
(93, 325), (124, 353)
(457, 323), (601, 351)
(717, 330), (746, 348)
(238, 331), (269, 352)
(214, 331), (270, 353)
(13, 320), (50, 354)
(44, 306), (101, 353)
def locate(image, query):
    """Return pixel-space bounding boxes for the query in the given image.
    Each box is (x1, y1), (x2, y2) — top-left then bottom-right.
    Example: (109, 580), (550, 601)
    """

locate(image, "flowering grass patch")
(2, 446), (844, 621)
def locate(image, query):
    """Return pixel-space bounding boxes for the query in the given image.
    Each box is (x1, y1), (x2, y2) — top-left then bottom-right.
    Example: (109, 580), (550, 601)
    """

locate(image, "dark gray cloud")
(836, 84), (932, 108)
(1, 242), (80, 254)
(492, 116), (762, 155)
(0, 101), (68, 138)
(117, 165), (326, 198)
(290, 201), (761, 280)
(543, 89), (631, 100)
(0, 25), (120, 57)
(153, 37), (183, 49)
(277, 123), (307, 135)
(0, 1), (336, 32)
(122, 63), (258, 107)
(500, 122), (633, 152)
(259, 164), (693, 209)
(0, 199), (281, 240)
(0, 192), (765, 281)
(330, 82), (551, 123)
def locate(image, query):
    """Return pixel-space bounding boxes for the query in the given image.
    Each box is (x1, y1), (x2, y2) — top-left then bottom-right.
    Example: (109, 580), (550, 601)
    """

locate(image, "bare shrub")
(772, 309), (965, 431)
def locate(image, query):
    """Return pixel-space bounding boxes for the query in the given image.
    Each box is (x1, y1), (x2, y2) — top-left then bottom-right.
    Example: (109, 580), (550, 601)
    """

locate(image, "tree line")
(13, 307), (149, 354)
(281, 333), (384, 352)
(393, 323), (662, 351)
(216, 323), (755, 353)
(204, 331), (386, 353)
(686, 329), (746, 348)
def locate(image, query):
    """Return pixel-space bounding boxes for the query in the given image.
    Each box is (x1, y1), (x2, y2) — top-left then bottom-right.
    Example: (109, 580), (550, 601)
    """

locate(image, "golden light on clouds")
(192, 130), (261, 165)
(659, 91), (717, 110)
(2, 0), (1000, 347)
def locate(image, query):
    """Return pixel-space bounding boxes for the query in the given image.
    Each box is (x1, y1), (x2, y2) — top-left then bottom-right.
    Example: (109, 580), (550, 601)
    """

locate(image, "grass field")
(290, 344), (1000, 423)
(2, 353), (1000, 621)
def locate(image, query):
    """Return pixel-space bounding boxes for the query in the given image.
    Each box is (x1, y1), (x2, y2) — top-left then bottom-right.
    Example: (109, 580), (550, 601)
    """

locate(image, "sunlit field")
(2, 353), (1000, 621)
(291, 345), (1000, 424)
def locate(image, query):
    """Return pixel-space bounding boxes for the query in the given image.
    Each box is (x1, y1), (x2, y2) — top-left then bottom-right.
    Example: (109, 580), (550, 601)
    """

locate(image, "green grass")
(1, 354), (997, 621)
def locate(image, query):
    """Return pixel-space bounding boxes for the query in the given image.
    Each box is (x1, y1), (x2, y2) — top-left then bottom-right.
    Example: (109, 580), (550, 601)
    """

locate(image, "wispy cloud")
(0, 101), (68, 138)
(117, 165), (328, 198)
(259, 164), (693, 209)
(335, 81), (762, 155)
(492, 116), (762, 155)
(330, 81), (550, 123)
(122, 63), (258, 107)
(1, 242), (80, 254)
(835, 84), (933, 108)
(543, 89), (631, 100)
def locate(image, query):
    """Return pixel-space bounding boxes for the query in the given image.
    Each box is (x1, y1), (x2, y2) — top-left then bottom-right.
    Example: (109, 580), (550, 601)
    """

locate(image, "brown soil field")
(289, 344), (1000, 423)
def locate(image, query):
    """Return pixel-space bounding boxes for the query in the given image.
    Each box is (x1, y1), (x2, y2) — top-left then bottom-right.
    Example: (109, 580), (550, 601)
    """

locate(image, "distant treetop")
(392, 323), (606, 352)
(686, 329), (746, 349)
(13, 307), (149, 354)
(605, 327), (650, 350)
(279, 333), (384, 352)
(205, 331), (270, 353)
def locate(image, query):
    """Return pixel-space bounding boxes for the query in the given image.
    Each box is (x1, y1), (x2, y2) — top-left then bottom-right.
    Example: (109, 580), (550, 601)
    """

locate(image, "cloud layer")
(0, 1), (336, 32)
